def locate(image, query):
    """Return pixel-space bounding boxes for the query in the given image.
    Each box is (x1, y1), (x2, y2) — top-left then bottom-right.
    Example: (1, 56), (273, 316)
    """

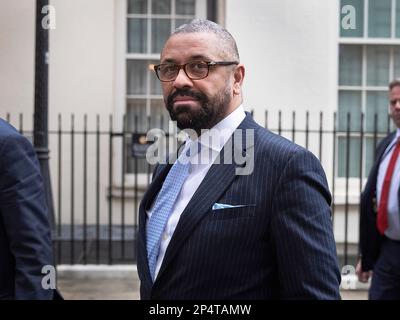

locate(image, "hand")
(356, 259), (372, 283)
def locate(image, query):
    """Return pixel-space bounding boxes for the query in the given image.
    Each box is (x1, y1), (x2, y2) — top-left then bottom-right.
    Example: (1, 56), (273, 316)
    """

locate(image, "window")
(125, 0), (207, 173)
(340, 0), (400, 38)
(338, 0), (399, 178)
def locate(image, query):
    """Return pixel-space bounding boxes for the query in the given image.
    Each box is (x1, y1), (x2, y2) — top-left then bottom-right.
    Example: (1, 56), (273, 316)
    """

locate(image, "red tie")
(377, 138), (400, 235)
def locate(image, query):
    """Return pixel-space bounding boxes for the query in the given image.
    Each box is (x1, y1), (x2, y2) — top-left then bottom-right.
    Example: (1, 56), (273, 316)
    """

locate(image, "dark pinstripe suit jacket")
(0, 119), (54, 299)
(137, 113), (341, 299)
(360, 132), (397, 271)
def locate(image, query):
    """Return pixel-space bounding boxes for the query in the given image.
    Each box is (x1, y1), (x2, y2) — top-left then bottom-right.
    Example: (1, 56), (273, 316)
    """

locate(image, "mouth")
(173, 96), (199, 106)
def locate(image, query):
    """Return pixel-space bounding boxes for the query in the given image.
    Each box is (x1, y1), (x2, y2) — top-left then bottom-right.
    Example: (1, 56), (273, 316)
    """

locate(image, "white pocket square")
(212, 203), (249, 211)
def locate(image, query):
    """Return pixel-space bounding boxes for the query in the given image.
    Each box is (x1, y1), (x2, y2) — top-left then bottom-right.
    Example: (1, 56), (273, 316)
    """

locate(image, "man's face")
(389, 86), (400, 128)
(159, 32), (236, 133)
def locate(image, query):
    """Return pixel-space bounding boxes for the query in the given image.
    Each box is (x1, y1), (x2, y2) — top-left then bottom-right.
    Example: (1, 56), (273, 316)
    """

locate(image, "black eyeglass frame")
(153, 60), (239, 82)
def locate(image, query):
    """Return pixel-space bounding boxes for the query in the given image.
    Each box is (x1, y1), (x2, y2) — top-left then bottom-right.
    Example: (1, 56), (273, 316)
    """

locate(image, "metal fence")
(3, 110), (395, 267)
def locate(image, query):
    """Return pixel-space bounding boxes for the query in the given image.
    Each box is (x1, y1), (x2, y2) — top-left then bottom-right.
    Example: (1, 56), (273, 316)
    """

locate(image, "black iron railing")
(2, 110), (394, 267)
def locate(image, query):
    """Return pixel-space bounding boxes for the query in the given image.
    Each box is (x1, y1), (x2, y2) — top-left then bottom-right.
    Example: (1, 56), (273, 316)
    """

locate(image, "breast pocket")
(207, 204), (256, 220)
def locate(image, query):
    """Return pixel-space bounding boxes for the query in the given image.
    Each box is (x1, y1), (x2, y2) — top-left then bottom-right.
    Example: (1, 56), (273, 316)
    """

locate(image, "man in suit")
(0, 118), (55, 299)
(137, 19), (341, 299)
(357, 79), (400, 299)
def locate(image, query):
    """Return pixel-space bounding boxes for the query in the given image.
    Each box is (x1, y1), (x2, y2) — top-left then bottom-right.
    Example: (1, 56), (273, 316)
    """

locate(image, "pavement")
(56, 265), (369, 300)
(58, 277), (140, 300)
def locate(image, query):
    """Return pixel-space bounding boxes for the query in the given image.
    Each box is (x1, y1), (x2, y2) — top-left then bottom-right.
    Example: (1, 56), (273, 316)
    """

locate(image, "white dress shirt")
(376, 128), (400, 240)
(146, 105), (246, 279)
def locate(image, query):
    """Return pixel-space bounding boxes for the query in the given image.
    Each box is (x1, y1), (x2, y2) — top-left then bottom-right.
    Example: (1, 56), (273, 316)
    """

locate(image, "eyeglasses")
(153, 60), (239, 82)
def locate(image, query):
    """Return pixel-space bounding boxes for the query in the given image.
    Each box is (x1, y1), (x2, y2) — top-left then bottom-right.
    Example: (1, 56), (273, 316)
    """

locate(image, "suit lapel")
(376, 132), (396, 164)
(154, 155), (237, 283)
(369, 132), (397, 186)
(154, 113), (257, 283)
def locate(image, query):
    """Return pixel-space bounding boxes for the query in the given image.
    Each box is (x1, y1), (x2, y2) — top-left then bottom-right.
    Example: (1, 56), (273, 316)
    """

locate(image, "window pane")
(396, 0), (400, 37)
(152, 19), (171, 53)
(127, 18), (147, 53)
(339, 45), (362, 86)
(338, 137), (361, 177)
(366, 91), (390, 133)
(150, 61), (163, 95)
(128, 0), (147, 14)
(126, 99), (148, 173)
(338, 91), (362, 131)
(176, 0), (195, 15)
(127, 99), (148, 131)
(340, 0), (364, 37)
(368, 0), (391, 38)
(150, 99), (169, 130)
(366, 46), (390, 86)
(365, 137), (384, 176)
(152, 0), (171, 14)
(127, 60), (148, 95)
(394, 47), (400, 78)
(126, 142), (149, 174)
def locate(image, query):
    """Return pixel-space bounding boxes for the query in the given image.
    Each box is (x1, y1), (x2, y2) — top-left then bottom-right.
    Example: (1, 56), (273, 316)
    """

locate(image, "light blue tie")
(146, 146), (193, 281)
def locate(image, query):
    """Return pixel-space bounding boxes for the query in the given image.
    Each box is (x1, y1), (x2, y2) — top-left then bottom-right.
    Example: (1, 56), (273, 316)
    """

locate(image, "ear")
(232, 64), (245, 95)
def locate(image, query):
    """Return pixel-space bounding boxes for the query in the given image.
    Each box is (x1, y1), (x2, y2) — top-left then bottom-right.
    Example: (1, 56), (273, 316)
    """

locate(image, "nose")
(172, 68), (193, 89)
(395, 100), (400, 109)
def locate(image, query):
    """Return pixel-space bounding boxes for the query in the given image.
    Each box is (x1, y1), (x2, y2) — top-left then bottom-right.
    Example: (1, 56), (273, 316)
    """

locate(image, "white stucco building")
(1, 0), (397, 263)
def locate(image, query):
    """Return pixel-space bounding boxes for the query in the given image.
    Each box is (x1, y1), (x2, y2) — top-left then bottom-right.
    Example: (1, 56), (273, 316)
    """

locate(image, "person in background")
(357, 79), (400, 300)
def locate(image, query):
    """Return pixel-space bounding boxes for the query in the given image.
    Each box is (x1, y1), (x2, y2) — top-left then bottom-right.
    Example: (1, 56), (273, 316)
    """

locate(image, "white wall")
(226, 0), (339, 119)
(0, 0), (115, 125)
(0, 0), (119, 225)
(49, 0), (115, 127)
(226, 0), (340, 183)
(0, 0), (35, 123)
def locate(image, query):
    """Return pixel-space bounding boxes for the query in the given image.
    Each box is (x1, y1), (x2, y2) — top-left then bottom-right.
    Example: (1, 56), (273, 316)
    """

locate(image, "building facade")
(1, 0), (396, 264)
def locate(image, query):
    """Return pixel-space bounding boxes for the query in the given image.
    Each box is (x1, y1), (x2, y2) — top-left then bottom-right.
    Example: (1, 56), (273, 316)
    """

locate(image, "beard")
(166, 86), (232, 134)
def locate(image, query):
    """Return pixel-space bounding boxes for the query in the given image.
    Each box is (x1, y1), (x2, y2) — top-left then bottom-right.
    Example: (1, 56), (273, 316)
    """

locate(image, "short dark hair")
(170, 19), (240, 61)
(389, 79), (400, 91)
